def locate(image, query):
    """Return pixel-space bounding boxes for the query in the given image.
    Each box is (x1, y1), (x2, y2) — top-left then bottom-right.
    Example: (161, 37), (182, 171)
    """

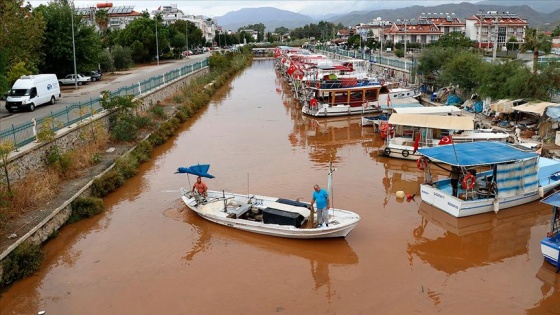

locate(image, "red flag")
(386, 93), (391, 106)
(287, 62), (296, 75)
(412, 133), (421, 154)
(438, 135), (453, 145)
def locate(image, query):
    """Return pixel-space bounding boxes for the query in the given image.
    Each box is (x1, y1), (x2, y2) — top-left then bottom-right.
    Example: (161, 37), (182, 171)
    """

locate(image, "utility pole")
(70, 4), (78, 89)
(492, 15), (498, 62)
(404, 20), (407, 58)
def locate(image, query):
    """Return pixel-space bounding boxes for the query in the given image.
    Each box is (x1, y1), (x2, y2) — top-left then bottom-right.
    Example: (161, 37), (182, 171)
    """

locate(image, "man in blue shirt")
(311, 184), (330, 228)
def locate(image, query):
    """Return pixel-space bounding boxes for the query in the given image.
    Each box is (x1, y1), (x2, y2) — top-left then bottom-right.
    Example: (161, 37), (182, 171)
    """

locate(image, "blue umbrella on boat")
(175, 164), (215, 178)
(176, 164), (215, 193)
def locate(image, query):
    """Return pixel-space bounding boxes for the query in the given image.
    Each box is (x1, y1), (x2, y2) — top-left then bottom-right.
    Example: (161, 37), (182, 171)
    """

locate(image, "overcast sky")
(26, 0), (486, 17)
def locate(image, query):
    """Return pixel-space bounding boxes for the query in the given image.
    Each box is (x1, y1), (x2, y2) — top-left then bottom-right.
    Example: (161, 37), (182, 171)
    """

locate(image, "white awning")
(388, 113), (474, 130)
(392, 106), (462, 115)
(513, 102), (560, 116)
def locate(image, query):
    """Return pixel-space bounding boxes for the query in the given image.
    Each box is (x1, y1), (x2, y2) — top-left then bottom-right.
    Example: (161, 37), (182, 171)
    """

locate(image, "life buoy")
(462, 173), (476, 190)
(310, 98), (318, 108)
(384, 147), (391, 156)
(402, 150), (410, 157)
(380, 79), (385, 86)
(379, 121), (389, 132)
(417, 157), (428, 170)
(316, 81), (320, 88)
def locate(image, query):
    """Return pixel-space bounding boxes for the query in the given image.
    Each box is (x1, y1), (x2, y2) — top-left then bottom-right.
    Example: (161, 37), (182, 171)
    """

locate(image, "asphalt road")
(0, 54), (209, 128)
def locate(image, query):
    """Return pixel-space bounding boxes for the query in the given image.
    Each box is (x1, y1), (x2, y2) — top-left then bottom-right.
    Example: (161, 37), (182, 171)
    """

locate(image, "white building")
(153, 4), (218, 43)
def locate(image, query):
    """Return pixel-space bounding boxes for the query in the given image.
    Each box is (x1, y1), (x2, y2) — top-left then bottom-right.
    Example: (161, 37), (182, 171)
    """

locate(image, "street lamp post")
(70, 4), (78, 89)
(185, 20), (189, 58)
(155, 15), (160, 66)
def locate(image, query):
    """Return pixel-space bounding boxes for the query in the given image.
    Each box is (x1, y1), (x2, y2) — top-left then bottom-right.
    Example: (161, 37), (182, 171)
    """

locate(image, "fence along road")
(0, 54), (209, 149)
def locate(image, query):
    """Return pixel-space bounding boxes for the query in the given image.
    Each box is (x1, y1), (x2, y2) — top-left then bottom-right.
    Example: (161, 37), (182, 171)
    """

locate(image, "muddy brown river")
(1, 60), (559, 314)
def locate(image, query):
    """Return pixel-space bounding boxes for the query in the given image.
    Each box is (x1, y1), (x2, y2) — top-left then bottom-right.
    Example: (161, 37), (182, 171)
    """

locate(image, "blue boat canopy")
(417, 142), (538, 167)
(175, 164), (215, 178)
(541, 191), (560, 207)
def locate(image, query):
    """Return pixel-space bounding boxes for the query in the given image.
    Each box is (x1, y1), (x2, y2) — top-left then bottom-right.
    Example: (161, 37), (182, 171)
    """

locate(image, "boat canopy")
(388, 113), (473, 130)
(541, 191), (560, 207)
(417, 142), (539, 167)
(392, 106), (462, 115)
(513, 101), (560, 116)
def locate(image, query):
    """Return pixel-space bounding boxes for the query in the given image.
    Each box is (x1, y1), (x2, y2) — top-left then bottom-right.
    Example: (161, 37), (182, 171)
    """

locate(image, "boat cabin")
(311, 85), (381, 108)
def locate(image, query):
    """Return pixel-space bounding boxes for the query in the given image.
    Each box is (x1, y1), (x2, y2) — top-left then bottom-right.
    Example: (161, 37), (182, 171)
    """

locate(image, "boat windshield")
(9, 89), (31, 97)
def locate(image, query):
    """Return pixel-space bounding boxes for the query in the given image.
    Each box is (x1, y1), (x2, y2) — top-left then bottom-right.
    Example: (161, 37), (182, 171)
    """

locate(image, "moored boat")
(417, 142), (560, 217)
(380, 112), (510, 160)
(540, 191), (560, 271)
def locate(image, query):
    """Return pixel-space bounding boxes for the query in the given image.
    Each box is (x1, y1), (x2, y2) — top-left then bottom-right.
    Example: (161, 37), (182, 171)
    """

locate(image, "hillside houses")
(354, 11), (530, 53)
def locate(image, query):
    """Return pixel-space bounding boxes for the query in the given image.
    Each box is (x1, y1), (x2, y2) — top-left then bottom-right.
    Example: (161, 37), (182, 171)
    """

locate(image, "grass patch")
(1, 241), (43, 286)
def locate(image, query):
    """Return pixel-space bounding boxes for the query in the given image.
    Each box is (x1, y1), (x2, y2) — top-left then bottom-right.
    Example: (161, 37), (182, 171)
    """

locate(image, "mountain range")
(217, 2), (560, 32)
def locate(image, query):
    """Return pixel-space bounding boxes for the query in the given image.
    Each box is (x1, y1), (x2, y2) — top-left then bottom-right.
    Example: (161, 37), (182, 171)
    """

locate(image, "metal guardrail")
(319, 47), (416, 72)
(1, 59), (209, 149)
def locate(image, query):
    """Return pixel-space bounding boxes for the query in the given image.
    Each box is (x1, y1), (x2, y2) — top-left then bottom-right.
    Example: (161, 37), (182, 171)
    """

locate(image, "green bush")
(1, 241), (43, 286)
(91, 170), (125, 197)
(46, 146), (72, 174)
(68, 197), (105, 224)
(110, 117), (139, 142)
(132, 140), (153, 163)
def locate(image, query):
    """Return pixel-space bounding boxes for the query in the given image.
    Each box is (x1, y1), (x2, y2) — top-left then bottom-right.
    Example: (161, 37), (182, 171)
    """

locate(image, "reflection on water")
(409, 202), (551, 275)
(528, 263), (560, 314)
(166, 203), (358, 297)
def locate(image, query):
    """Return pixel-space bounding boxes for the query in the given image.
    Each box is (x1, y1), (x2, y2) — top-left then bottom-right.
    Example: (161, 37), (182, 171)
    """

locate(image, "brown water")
(1, 60), (559, 314)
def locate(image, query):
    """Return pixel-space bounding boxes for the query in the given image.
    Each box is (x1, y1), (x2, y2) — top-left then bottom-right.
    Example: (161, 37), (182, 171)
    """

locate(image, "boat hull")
(180, 189), (360, 239)
(541, 234), (560, 266)
(420, 183), (544, 217)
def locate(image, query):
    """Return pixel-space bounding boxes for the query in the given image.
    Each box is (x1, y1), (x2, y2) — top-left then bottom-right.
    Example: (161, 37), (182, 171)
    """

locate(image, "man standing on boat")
(192, 176), (208, 198)
(311, 184), (330, 228)
(450, 166), (460, 197)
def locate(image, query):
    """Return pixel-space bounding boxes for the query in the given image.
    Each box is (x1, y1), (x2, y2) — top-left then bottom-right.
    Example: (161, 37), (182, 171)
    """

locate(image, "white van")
(5, 74), (61, 112)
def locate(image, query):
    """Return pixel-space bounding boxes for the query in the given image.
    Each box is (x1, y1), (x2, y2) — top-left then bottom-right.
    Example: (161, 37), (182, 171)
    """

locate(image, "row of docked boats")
(175, 47), (559, 271)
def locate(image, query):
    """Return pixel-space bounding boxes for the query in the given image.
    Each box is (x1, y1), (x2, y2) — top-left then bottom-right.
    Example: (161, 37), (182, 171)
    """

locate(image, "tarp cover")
(513, 102), (560, 116)
(546, 106), (560, 121)
(392, 106), (462, 115)
(541, 191), (560, 207)
(388, 113), (473, 130)
(417, 142), (539, 167)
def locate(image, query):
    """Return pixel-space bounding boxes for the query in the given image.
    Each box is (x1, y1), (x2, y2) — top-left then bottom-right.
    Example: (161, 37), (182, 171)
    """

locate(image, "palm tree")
(520, 27), (552, 74)
(94, 9), (109, 32)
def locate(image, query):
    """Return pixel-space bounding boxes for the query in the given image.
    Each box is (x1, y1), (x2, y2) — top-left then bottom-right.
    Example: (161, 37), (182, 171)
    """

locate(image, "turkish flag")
(287, 62), (296, 75)
(412, 133), (421, 154)
(438, 135), (453, 145)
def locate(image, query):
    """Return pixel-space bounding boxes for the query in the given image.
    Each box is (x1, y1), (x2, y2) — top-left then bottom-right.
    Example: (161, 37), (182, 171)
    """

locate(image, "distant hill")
(217, 7), (317, 32)
(329, 3), (556, 27)
(216, 3), (559, 33)
(476, 0), (560, 13)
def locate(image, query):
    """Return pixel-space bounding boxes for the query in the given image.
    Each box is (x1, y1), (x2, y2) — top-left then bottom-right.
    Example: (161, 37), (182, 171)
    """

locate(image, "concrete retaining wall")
(0, 67), (209, 281)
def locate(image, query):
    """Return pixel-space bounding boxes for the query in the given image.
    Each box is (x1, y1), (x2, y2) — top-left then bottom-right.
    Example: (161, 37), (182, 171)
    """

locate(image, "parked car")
(83, 70), (102, 82)
(59, 74), (91, 86)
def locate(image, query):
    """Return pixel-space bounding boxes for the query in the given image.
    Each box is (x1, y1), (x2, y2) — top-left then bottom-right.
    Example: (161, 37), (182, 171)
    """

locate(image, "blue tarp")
(445, 95), (463, 106)
(417, 142), (538, 167)
(175, 164), (215, 178)
(546, 106), (560, 121)
(542, 191), (560, 207)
